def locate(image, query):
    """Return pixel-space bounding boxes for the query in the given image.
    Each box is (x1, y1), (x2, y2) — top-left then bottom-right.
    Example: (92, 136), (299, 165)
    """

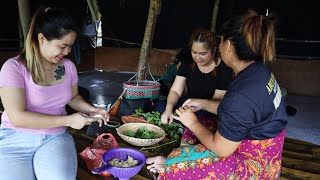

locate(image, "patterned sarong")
(158, 114), (286, 180)
(180, 112), (218, 146)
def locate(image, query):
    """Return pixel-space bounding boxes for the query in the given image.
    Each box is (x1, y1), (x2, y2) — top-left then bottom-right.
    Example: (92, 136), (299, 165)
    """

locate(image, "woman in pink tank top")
(0, 7), (109, 180)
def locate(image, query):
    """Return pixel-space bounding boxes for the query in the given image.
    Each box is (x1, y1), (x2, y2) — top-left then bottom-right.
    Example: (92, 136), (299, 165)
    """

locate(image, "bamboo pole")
(18, 0), (31, 43)
(210, 0), (220, 33)
(18, 15), (23, 48)
(137, 0), (161, 80)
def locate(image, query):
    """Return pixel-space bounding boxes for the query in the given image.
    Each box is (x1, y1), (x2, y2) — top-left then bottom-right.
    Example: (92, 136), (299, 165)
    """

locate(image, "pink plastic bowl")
(91, 148), (146, 180)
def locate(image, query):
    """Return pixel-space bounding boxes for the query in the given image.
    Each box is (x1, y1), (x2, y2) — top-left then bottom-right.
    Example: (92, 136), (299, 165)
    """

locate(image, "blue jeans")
(0, 127), (77, 180)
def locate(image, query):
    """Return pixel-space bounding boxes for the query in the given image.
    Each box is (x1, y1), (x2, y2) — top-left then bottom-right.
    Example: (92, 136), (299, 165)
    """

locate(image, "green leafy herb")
(123, 130), (136, 137)
(123, 127), (161, 139)
(133, 108), (184, 140)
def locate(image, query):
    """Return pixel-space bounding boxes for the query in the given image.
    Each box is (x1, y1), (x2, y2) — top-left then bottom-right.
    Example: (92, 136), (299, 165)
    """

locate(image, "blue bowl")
(91, 148), (146, 180)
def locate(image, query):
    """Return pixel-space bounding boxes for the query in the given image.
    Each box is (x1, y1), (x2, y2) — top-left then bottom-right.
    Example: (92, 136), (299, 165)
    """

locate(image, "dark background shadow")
(1, 0), (320, 58)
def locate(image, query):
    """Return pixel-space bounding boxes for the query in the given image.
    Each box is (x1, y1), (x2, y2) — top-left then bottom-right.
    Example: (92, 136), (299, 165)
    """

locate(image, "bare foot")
(146, 156), (166, 174)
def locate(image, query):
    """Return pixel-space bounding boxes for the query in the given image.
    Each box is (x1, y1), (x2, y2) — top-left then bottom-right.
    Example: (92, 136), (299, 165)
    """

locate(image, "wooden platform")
(71, 116), (176, 180)
(0, 100), (319, 179)
(280, 138), (320, 179)
(70, 116), (320, 180)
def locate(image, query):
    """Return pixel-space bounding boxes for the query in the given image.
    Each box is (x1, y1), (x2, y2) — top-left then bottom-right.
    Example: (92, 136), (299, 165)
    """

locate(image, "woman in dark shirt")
(147, 10), (287, 180)
(160, 29), (233, 146)
(177, 57), (232, 100)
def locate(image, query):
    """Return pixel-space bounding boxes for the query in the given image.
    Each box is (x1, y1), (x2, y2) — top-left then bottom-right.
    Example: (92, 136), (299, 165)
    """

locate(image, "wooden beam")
(18, 0), (31, 43)
(210, 0), (220, 33)
(137, 0), (161, 80)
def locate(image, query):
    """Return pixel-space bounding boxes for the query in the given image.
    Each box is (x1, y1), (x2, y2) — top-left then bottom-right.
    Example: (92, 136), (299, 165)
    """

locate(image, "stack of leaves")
(132, 108), (184, 140)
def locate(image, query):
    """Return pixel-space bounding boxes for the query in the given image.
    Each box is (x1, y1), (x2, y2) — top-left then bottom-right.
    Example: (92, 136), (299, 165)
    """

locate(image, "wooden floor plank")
(72, 126), (320, 180)
(285, 138), (320, 147)
(77, 167), (151, 180)
(282, 150), (320, 163)
(131, 174), (152, 180)
(282, 156), (320, 175)
(280, 177), (291, 180)
(77, 168), (104, 180)
(281, 167), (320, 180)
(283, 141), (314, 154)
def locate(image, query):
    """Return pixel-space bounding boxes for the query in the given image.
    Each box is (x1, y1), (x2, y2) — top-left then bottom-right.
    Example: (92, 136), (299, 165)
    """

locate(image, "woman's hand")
(68, 112), (100, 130)
(161, 109), (173, 124)
(182, 98), (204, 112)
(87, 106), (110, 127)
(173, 106), (198, 128)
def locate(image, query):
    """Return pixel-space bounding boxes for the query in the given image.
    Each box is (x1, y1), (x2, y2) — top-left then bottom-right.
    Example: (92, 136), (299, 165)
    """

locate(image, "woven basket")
(123, 80), (160, 100)
(116, 123), (166, 146)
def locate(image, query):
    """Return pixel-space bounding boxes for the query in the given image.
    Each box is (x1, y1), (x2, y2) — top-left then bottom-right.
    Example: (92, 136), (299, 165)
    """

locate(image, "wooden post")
(210, 0), (220, 33)
(18, 0), (31, 43)
(137, 0), (161, 80)
(18, 14), (24, 48)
